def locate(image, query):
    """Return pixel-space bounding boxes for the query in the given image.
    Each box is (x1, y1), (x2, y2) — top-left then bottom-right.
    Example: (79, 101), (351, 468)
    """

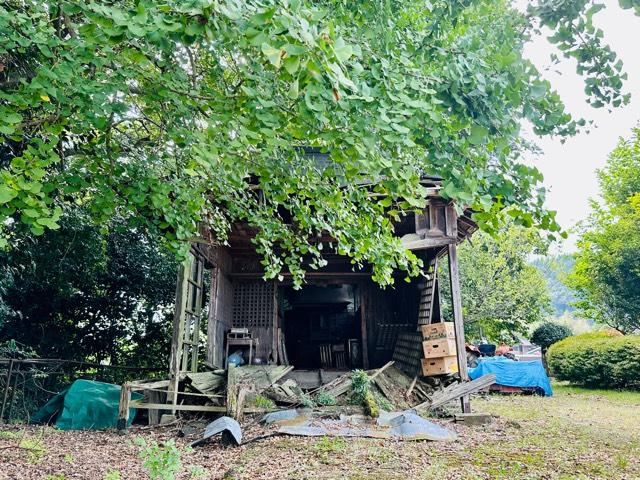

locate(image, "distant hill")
(531, 254), (577, 316)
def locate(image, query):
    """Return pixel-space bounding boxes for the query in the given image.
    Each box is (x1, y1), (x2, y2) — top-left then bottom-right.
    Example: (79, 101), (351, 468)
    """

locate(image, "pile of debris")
(125, 361), (495, 427)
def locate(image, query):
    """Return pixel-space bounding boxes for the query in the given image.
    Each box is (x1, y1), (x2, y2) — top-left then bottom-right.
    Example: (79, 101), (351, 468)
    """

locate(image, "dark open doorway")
(280, 284), (362, 370)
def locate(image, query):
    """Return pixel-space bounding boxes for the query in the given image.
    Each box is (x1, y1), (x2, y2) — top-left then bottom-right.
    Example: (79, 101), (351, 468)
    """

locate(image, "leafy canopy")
(0, 0), (633, 286)
(569, 128), (640, 333)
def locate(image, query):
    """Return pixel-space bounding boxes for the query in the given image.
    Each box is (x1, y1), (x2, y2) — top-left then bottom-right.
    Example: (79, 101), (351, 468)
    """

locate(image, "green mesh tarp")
(32, 379), (142, 430)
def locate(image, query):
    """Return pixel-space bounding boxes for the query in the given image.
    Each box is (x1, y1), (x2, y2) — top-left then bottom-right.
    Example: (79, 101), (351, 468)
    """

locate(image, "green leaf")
(0, 186), (18, 204)
(261, 43), (282, 68)
(283, 55), (300, 75)
(468, 125), (489, 145)
(333, 37), (353, 62)
(288, 79), (300, 99)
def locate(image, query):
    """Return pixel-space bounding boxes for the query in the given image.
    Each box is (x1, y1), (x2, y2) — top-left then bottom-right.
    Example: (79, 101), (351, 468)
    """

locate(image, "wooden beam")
(129, 402), (278, 414)
(401, 235), (457, 251)
(447, 243), (471, 413)
(168, 259), (191, 413)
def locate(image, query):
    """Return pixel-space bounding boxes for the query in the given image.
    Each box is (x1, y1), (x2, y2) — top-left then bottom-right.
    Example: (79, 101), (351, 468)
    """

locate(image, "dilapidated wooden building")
(166, 176), (477, 412)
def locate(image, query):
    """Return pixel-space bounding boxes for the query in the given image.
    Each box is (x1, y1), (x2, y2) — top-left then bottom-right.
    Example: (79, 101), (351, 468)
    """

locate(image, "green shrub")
(547, 333), (640, 389)
(531, 323), (572, 352)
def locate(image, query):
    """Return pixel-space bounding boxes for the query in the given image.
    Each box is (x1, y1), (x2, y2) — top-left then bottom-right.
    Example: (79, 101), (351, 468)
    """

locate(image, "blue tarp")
(468, 357), (553, 396)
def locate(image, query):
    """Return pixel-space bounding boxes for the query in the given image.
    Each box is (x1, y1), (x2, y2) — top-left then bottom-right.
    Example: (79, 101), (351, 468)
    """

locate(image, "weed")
(45, 475), (66, 480)
(349, 370), (371, 402)
(135, 437), (184, 480)
(20, 436), (45, 464)
(374, 392), (393, 411)
(313, 436), (347, 454)
(0, 430), (21, 440)
(189, 465), (207, 478)
(313, 436), (347, 464)
(299, 392), (315, 408)
(64, 453), (74, 463)
(104, 470), (121, 480)
(315, 392), (336, 406)
(615, 454), (629, 470)
(250, 394), (275, 409)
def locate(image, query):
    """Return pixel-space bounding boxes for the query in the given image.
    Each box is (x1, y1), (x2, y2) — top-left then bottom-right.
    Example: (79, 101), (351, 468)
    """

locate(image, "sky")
(521, 1), (640, 252)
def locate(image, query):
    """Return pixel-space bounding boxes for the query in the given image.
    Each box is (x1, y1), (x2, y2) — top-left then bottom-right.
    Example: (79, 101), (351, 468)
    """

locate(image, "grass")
(552, 381), (640, 403)
(1, 386), (639, 479)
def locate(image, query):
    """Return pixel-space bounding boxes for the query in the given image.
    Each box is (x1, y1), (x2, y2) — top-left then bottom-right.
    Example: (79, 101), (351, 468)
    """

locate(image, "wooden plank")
(205, 267), (220, 366)
(130, 379), (171, 391)
(447, 243), (471, 413)
(186, 371), (225, 393)
(130, 402), (277, 414)
(117, 383), (131, 430)
(413, 374), (496, 412)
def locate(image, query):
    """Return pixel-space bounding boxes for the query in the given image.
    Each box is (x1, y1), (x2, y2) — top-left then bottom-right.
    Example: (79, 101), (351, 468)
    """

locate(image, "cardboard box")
(422, 338), (457, 358)
(421, 322), (455, 341)
(421, 356), (459, 376)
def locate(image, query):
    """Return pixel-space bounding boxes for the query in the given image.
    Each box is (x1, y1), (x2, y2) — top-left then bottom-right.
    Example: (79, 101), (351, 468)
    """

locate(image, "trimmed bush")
(547, 332), (640, 389)
(531, 323), (572, 352)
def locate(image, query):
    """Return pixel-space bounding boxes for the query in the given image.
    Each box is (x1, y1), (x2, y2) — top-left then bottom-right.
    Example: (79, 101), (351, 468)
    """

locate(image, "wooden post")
(168, 258), (191, 414)
(447, 243), (471, 413)
(117, 383), (131, 430)
(360, 285), (369, 369)
(226, 364), (237, 417)
(0, 359), (15, 422)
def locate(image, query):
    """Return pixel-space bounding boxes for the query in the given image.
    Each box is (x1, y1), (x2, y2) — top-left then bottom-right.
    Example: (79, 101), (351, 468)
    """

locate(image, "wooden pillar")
(167, 258), (191, 413)
(117, 382), (131, 430)
(447, 243), (471, 413)
(360, 285), (369, 369)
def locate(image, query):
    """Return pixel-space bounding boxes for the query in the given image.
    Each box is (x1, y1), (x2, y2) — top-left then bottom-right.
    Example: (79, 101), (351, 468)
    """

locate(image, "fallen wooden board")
(186, 371), (225, 393)
(414, 374), (496, 412)
(235, 365), (294, 394)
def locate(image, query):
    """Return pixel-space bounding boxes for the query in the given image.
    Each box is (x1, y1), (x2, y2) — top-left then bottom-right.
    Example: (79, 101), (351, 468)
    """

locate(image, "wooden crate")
(422, 338), (457, 358)
(420, 322), (455, 341)
(421, 356), (459, 376)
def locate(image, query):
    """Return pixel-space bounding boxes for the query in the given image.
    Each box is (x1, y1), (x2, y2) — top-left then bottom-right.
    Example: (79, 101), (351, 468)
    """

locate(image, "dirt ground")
(1, 384), (639, 480)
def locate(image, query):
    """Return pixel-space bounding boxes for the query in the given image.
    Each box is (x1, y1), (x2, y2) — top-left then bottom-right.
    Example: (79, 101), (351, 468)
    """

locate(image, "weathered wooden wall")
(206, 247), (234, 367)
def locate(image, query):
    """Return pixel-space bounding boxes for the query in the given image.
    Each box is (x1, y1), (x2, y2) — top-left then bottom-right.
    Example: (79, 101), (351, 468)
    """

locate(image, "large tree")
(569, 128), (640, 333)
(0, 1), (635, 286)
(0, 212), (178, 365)
(439, 223), (552, 342)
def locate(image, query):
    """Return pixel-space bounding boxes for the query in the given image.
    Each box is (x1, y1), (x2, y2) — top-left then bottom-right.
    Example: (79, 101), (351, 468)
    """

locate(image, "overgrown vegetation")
(1, 1), (636, 289)
(350, 369), (379, 417)
(570, 127), (640, 333)
(548, 332), (640, 389)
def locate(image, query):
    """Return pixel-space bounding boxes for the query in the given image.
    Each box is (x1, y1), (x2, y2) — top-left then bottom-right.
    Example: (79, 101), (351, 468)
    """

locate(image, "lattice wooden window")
(232, 281), (275, 328)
